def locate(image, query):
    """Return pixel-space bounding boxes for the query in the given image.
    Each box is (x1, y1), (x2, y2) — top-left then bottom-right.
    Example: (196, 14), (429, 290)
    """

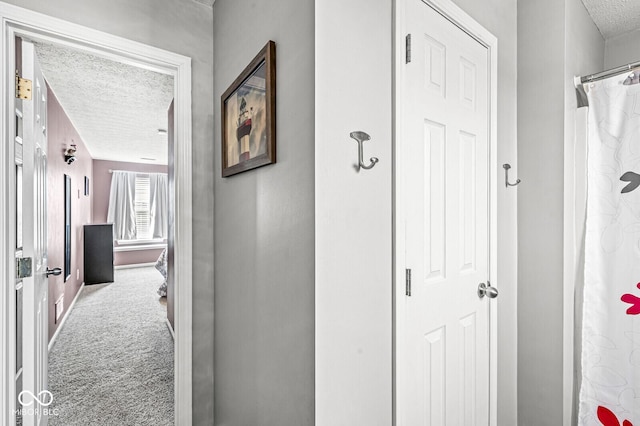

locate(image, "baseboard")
(165, 318), (175, 340)
(114, 262), (156, 270)
(48, 282), (85, 352)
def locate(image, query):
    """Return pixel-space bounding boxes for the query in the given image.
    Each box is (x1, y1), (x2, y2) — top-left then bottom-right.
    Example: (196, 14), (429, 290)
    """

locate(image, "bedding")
(155, 248), (168, 297)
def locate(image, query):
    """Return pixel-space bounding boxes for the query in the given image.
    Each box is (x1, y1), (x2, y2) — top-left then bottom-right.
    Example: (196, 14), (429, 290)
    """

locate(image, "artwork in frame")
(221, 40), (276, 177)
(84, 176), (90, 196)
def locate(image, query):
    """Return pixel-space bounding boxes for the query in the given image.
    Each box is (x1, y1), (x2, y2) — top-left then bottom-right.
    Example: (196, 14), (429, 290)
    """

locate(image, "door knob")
(478, 282), (498, 299)
(46, 267), (62, 277)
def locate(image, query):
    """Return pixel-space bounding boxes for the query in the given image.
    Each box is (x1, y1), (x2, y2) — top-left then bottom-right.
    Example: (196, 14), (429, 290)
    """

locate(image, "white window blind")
(134, 175), (152, 240)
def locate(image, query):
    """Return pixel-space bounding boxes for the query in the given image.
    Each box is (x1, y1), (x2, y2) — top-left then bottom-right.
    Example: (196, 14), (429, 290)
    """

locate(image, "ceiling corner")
(193, 0), (214, 7)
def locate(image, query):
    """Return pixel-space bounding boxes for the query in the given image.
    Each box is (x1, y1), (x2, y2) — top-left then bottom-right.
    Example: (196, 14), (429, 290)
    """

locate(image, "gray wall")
(517, 0), (603, 424)
(564, 1), (604, 424)
(212, 0), (315, 425)
(518, 1), (565, 423)
(605, 29), (640, 69)
(2, 0), (215, 422)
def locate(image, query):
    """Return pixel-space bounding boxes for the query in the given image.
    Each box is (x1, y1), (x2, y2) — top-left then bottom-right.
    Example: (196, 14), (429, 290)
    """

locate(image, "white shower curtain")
(579, 75), (640, 425)
(106, 171), (136, 240)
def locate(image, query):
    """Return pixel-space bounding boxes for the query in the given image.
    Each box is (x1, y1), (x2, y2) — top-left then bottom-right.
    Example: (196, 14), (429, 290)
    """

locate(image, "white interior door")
(400, 1), (494, 424)
(16, 38), (50, 426)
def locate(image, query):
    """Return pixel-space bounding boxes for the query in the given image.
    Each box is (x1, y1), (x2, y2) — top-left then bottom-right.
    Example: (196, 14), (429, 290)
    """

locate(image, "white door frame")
(0, 3), (193, 424)
(393, 0), (498, 424)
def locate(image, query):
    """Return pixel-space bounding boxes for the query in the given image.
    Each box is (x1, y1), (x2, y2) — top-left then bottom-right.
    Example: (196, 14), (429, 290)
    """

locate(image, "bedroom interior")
(31, 39), (176, 423)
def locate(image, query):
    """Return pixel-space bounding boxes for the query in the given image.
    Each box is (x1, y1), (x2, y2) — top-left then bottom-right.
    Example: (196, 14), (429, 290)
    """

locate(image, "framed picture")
(221, 40), (276, 177)
(84, 176), (90, 196)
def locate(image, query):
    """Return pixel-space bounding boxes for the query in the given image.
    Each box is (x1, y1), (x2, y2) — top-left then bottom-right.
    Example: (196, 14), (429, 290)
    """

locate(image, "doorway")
(0, 3), (193, 425)
(394, 0), (499, 423)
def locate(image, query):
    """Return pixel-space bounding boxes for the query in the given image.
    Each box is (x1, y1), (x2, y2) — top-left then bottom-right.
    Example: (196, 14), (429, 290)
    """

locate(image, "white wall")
(604, 29), (640, 69)
(315, 1), (393, 424)
(316, 0), (518, 424)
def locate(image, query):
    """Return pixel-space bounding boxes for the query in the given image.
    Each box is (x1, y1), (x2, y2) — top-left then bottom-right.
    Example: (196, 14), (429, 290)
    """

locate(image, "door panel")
(402, 1), (492, 424)
(17, 39), (49, 426)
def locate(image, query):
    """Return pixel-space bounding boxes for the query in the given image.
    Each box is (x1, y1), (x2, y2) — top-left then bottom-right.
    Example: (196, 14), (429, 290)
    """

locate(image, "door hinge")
(15, 70), (32, 100)
(405, 34), (412, 64)
(405, 268), (412, 296)
(17, 257), (33, 279)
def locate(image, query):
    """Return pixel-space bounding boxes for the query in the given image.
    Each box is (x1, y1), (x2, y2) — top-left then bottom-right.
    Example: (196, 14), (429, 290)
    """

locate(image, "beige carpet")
(47, 267), (174, 425)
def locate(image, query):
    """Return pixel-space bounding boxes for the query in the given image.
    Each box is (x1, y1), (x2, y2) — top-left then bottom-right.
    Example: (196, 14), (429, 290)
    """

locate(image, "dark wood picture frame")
(64, 174), (71, 282)
(221, 40), (276, 177)
(84, 176), (89, 196)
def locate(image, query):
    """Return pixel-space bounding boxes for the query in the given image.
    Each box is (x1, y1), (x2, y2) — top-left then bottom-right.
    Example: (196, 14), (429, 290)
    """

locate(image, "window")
(134, 174), (152, 240)
(107, 170), (167, 243)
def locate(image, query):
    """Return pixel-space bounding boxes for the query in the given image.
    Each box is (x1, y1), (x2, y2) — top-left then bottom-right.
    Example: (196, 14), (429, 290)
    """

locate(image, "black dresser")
(84, 224), (114, 284)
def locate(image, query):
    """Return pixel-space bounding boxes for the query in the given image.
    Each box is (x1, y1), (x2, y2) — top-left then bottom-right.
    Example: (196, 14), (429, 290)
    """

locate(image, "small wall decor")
(84, 176), (90, 196)
(64, 143), (77, 165)
(221, 40), (276, 177)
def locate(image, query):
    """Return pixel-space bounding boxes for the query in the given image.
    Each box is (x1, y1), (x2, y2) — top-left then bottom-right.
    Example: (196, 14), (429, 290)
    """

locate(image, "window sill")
(114, 239), (167, 252)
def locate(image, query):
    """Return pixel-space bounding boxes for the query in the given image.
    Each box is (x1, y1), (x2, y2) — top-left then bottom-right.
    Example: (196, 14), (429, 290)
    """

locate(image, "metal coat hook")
(503, 163), (521, 187)
(349, 131), (379, 170)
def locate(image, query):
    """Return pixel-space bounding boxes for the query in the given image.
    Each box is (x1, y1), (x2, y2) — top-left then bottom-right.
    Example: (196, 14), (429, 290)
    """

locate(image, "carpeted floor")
(48, 267), (174, 425)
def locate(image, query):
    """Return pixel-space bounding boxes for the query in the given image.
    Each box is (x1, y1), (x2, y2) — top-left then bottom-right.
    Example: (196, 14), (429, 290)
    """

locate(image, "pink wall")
(92, 159), (167, 266)
(47, 85), (92, 341)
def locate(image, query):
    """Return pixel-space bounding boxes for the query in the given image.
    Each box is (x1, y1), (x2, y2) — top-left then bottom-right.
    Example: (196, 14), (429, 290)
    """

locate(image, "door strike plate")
(17, 257), (32, 279)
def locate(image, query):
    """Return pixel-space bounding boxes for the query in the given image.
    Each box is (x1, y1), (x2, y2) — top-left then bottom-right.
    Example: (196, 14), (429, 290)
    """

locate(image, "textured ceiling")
(581, 0), (640, 39)
(34, 42), (174, 165)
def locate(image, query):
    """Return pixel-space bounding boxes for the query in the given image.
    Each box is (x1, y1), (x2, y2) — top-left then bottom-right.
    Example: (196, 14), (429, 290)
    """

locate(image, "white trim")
(563, 102), (588, 426)
(48, 283), (85, 352)
(114, 244), (167, 252)
(116, 238), (166, 245)
(114, 262), (157, 270)
(0, 3), (193, 425)
(393, 0), (499, 424)
(165, 318), (175, 340)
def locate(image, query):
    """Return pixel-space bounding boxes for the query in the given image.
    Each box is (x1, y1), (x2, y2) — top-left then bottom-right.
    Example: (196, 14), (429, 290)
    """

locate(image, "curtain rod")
(576, 60), (640, 87)
(574, 61), (640, 108)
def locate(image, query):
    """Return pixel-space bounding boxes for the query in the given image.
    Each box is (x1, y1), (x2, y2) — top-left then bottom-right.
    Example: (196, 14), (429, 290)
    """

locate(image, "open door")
(14, 38), (54, 426)
(166, 99), (175, 332)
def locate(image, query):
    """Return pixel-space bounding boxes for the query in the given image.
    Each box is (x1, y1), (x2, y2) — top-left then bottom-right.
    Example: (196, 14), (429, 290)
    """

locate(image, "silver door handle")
(46, 267), (62, 277)
(478, 282), (498, 299)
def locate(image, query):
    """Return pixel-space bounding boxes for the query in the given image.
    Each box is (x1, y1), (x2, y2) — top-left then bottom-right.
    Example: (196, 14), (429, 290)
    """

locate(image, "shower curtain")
(579, 75), (640, 426)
